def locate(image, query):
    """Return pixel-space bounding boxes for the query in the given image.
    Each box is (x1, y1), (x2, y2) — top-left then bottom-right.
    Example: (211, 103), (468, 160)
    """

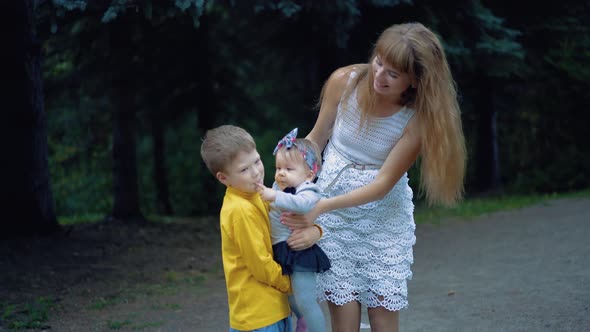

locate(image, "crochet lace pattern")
(315, 86), (416, 311)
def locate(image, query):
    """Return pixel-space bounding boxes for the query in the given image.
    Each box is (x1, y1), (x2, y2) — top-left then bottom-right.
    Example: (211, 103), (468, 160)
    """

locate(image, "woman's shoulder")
(324, 64), (367, 98)
(330, 64), (366, 83)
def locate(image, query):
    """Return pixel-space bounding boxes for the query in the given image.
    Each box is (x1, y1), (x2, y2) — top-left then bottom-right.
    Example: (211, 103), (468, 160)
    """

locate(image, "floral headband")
(273, 128), (320, 174)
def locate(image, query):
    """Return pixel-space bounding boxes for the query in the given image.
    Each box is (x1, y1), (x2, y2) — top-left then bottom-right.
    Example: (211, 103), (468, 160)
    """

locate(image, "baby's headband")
(273, 128), (320, 174)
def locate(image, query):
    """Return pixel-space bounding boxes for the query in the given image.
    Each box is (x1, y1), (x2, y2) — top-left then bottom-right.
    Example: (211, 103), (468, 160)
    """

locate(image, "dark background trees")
(4, 0), (589, 235)
(2, 0), (60, 237)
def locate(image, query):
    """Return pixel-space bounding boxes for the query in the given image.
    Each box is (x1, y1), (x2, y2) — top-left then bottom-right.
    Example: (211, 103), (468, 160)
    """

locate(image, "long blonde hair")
(342, 23), (466, 206)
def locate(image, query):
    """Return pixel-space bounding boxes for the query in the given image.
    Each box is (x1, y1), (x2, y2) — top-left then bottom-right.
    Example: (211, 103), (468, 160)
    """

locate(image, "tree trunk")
(108, 19), (144, 222)
(195, 13), (218, 133)
(111, 92), (144, 221)
(195, 13), (222, 213)
(475, 78), (502, 193)
(151, 117), (173, 215)
(1, 0), (60, 237)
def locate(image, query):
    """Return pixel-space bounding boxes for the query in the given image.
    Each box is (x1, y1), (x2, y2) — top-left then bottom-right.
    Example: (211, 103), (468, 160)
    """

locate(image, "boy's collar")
(227, 186), (258, 199)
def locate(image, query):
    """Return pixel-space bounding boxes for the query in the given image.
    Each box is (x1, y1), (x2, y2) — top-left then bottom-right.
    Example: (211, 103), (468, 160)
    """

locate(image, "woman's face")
(371, 54), (412, 100)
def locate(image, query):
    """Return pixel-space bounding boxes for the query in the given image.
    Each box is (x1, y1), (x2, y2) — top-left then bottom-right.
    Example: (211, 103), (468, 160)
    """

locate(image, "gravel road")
(199, 197), (590, 332)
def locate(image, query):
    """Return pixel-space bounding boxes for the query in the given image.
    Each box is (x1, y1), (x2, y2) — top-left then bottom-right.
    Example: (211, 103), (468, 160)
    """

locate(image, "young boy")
(200, 124), (294, 331)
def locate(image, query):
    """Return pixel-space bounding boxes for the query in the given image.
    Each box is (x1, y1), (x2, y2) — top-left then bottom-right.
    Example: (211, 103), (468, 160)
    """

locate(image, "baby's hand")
(256, 183), (276, 202)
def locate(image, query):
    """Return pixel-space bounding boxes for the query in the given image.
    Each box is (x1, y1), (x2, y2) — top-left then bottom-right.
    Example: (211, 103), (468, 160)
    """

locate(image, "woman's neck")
(373, 95), (404, 117)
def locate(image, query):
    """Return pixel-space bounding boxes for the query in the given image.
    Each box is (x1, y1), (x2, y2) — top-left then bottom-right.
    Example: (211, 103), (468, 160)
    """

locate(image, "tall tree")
(419, 0), (525, 193)
(1, 0), (60, 237)
(484, 0), (590, 193)
(107, 15), (145, 222)
(467, 2), (524, 193)
(150, 113), (173, 215)
(47, 0), (218, 217)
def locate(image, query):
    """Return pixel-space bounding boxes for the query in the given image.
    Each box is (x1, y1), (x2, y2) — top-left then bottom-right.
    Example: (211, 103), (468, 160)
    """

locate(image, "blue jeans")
(229, 316), (292, 332)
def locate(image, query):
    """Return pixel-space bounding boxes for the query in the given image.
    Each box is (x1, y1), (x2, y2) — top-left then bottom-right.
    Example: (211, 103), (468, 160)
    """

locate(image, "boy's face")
(274, 151), (314, 191)
(216, 149), (264, 194)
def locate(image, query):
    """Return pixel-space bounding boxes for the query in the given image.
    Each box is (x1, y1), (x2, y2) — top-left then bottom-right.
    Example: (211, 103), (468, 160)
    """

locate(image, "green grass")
(130, 320), (165, 329)
(150, 303), (182, 310)
(415, 189), (590, 224)
(107, 319), (132, 329)
(561, 188), (590, 198)
(88, 270), (207, 311)
(107, 319), (165, 330)
(57, 189), (590, 226)
(0, 297), (55, 330)
(89, 296), (121, 310)
(145, 215), (204, 224)
(58, 213), (212, 226)
(58, 213), (104, 225)
(142, 271), (207, 296)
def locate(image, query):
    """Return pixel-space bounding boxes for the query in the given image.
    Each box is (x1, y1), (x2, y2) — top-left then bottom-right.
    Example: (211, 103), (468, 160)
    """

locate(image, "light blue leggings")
(289, 272), (326, 332)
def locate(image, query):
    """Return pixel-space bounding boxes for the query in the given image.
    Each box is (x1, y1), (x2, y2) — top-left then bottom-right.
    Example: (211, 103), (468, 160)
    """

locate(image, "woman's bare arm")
(283, 117), (421, 229)
(306, 65), (360, 150)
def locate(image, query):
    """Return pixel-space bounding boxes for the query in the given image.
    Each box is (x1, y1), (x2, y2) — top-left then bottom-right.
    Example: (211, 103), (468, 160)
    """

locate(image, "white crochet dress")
(316, 82), (416, 311)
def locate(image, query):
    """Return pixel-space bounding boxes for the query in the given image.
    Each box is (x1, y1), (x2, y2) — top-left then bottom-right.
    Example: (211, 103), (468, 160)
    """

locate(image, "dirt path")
(2, 197), (589, 331)
(401, 197), (589, 332)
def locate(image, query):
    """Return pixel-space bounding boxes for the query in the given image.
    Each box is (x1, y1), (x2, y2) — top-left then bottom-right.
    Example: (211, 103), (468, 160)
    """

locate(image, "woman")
(283, 22), (467, 331)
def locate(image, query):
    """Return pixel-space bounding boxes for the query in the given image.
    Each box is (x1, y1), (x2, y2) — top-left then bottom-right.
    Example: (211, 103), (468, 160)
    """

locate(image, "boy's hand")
(256, 183), (276, 201)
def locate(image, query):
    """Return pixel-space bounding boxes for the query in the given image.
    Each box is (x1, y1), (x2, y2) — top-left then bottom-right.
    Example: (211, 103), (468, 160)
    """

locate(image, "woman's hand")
(284, 200), (326, 250)
(287, 226), (321, 251)
(280, 201), (323, 229)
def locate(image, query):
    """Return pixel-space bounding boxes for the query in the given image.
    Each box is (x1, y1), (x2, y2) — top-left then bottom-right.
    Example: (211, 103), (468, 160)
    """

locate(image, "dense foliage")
(38, 0), (590, 218)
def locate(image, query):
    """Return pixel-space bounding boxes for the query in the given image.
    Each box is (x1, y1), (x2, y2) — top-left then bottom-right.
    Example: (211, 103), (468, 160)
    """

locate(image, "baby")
(257, 128), (330, 332)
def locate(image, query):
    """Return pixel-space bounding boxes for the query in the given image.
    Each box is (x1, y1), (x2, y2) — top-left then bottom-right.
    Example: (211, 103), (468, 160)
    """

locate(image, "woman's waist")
(325, 142), (382, 170)
(330, 140), (388, 166)
(318, 142), (410, 194)
(318, 143), (382, 193)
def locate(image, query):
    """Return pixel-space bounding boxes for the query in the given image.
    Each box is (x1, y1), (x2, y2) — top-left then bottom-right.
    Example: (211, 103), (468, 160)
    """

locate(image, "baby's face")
(274, 150), (313, 190)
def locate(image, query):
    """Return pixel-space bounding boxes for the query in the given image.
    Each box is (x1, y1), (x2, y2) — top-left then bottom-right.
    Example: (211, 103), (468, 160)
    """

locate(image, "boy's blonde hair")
(200, 125), (256, 175)
(275, 138), (322, 175)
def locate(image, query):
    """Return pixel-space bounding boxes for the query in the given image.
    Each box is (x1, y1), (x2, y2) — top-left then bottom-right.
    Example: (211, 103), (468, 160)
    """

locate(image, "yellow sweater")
(220, 187), (292, 330)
